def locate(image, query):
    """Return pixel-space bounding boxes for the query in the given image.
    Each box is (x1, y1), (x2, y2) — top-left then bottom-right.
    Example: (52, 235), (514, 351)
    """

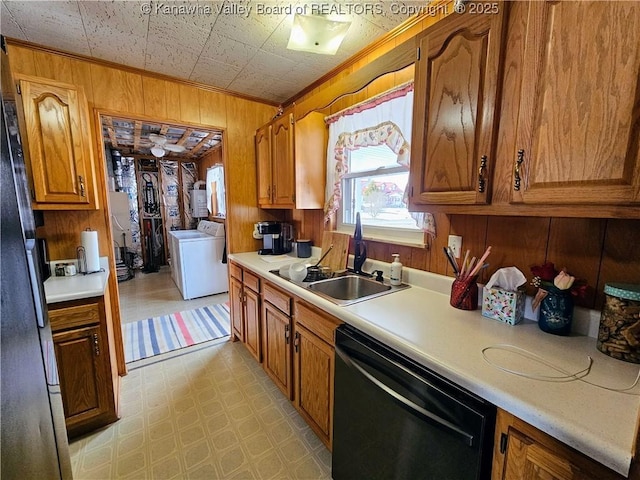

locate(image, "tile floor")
(69, 268), (332, 479)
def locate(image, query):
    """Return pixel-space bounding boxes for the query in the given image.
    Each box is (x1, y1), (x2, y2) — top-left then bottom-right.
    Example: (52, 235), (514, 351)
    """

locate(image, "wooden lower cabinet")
(229, 275), (244, 341)
(262, 290), (293, 399)
(49, 295), (118, 437)
(243, 287), (261, 361)
(492, 409), (623, 480)
(229, 262), (261, 361)
(293, 300), (342, 450)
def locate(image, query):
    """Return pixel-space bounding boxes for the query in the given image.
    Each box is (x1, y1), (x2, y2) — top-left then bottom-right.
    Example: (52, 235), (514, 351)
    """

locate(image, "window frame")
(336, 151), (425, 248)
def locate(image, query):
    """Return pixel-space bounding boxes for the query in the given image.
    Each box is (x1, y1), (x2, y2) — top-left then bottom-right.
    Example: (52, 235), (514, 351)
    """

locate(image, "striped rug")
(122, 303), (231, 364)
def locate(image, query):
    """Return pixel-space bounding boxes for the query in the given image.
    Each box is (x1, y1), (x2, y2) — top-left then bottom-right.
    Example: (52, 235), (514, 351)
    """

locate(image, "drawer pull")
(294, 331), (300, 353)
(284, 324), (290, 344)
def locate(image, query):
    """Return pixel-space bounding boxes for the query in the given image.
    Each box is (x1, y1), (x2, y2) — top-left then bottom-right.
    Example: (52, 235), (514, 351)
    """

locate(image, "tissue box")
(482, 286), (525, 325)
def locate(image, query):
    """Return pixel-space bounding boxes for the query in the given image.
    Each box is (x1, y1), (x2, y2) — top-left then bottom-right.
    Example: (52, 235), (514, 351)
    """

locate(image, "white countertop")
(44, 257), (110, 304)
(230, 251), (640, 477)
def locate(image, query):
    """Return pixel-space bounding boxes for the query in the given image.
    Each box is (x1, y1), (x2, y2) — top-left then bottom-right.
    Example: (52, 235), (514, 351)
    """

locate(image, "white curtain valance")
(323, 83), (436, 239)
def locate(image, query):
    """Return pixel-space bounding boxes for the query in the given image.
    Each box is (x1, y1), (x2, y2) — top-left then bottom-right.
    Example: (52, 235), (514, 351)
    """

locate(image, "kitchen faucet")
(353, 212), (367, 274)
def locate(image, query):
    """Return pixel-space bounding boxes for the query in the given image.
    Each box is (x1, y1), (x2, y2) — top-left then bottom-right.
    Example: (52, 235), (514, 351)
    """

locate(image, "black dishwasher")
(332, 324), (495, 480)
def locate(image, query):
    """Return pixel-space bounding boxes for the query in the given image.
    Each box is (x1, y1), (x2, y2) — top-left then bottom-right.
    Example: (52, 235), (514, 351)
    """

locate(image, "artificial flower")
(553, 270), (575, 290)
(530, 262), (588, 311)
(531, 262), (556, 282)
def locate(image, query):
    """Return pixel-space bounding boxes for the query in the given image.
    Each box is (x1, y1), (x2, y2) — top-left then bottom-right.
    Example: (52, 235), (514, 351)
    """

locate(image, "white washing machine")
(169, 221), (228, 300)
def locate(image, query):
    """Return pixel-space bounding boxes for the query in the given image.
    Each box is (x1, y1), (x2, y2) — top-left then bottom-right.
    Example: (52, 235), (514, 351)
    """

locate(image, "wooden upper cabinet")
(256, 123), (272, 207)
(17, 75), (97, 210)
(410, 8), (506, 206)
(255, 111), (326, 209)
(509, 1), (640, 206)
(271, 113), (296, 208)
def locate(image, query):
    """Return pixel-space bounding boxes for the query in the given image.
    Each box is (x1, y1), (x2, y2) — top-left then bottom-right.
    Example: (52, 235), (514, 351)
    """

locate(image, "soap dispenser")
(390, 254), (402, 286)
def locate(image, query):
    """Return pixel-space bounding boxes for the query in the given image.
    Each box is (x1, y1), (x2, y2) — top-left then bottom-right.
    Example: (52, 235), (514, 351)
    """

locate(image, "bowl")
(289, 263), (308, 282)
(279, 264), (291, 279)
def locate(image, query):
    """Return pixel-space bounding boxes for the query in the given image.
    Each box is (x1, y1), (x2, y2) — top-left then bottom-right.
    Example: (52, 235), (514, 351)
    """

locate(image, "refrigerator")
(1, 36), (73, 479)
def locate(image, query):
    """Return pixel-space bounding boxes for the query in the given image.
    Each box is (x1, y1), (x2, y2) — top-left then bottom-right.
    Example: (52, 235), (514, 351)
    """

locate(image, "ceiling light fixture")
(287, 14), (351, 55)
(150, 145), (166, 158)
(147, 133), (186, 158)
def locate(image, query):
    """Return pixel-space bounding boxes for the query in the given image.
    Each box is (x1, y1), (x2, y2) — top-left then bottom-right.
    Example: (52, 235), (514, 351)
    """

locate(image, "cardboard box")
(482, 286), (525, 325)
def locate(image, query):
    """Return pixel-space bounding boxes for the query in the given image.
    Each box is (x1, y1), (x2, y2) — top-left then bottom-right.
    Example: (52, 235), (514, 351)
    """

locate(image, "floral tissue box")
(482, 286), (525, 325)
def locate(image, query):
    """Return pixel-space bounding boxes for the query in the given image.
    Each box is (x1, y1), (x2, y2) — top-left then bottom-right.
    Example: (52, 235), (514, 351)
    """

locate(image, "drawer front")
(244, 270), (261, 293)
(229, 262), (243, 281)
(49, 302), (101, 331)
(295, 300), (342, 346)
(263, 282), (291, 316)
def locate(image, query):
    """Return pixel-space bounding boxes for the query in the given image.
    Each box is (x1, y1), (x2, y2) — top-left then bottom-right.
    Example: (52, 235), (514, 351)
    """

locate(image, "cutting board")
(320, 231), (351, 272)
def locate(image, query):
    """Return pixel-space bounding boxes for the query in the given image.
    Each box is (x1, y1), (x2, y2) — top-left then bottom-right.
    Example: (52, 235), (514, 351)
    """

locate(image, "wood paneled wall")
(7, 42), (276, 374)
(277, 9), (639, 312)
(7, 42), (276, 259)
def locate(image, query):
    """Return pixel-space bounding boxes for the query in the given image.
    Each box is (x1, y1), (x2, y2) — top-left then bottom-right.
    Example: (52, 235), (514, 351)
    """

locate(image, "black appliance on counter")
(332, 324), (496, 480)
(1, 35), (72, 479)
(257, 221), (293, 255)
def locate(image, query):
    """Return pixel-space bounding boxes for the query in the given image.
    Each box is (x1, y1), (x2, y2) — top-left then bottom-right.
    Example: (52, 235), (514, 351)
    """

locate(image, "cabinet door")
(510, 1), (640, 205)
(271, 113), (295, 208)
(293, 111), (326, 209)
(243, 287), (261, 361)
(493, 409), (622, 480)
(410, 9), (506, 206)
(503, 429), (587, 480)
(18, 77), (96, 208)
(256, 123), (273, 207)
(53, 324), (114, 434)
(262, 301), (292, 399)
(293, 323), (334, 449)
(229, 276), (244, 342)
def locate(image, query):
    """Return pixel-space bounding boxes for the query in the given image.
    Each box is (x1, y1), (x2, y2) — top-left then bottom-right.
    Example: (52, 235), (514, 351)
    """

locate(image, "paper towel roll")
(81, 230), (100, 273)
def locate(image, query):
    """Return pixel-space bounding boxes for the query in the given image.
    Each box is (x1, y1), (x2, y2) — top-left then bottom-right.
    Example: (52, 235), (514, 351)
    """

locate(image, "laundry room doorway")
(97, 112), (227, 323)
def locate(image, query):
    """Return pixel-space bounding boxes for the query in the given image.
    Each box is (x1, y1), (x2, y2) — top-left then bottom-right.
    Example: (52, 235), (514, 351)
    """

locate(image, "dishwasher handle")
(336, 344), (475, 447)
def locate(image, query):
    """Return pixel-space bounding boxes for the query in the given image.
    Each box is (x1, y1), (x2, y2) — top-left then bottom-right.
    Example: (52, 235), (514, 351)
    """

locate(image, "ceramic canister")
(297, 239), (312, 258)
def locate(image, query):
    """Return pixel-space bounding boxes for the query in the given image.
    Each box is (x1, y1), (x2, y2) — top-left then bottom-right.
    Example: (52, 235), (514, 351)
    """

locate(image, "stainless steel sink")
(307, 275), (409, 306)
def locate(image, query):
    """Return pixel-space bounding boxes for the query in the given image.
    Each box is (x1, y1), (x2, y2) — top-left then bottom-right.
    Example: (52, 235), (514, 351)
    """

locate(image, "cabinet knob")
(478, 155), (488, 193)
(93, 333), (100, 356)
(514, 150), (525, 191)
(78, 175), (86, 197)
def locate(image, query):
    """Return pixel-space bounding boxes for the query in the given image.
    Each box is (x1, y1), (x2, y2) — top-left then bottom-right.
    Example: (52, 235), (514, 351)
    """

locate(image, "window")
(340, 145), (418, 231)
(325, 83), (433, 246)
(206, 165), (226, 217)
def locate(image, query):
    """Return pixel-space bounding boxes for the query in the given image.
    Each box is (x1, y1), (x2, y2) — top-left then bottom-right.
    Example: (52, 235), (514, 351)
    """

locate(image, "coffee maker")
(256, 221), (293, 255)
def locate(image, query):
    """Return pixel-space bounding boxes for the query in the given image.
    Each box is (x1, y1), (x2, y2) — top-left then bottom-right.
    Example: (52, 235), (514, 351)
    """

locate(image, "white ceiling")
(1, 1), (419, 103)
